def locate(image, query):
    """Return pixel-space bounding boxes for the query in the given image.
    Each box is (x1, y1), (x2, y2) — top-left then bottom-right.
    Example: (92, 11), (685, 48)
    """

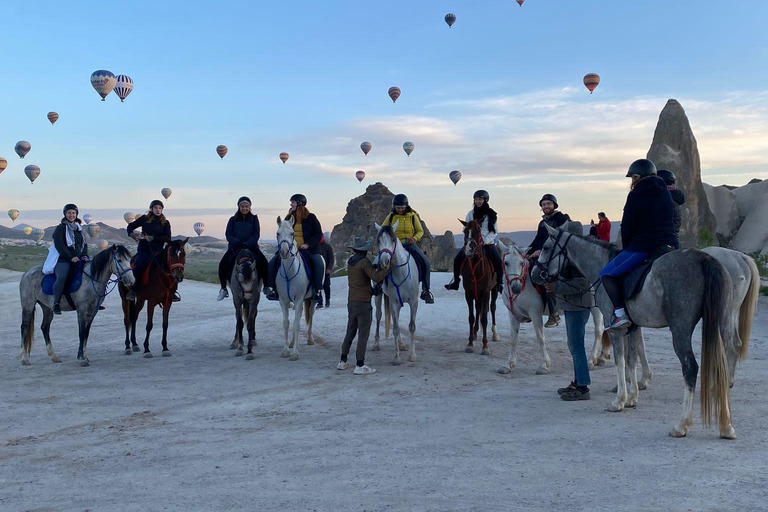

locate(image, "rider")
(380, 194), (434, 304)
(600, 159), (677, 331)
(126, 199), (177, 302)
(217, 196), (268, 301)
(51, 203), (88, 315)
(445, 189), (503, 292)
(526, 194), (570, 328)
(265, 194), (325, 305)
(657, 169), (685, 245)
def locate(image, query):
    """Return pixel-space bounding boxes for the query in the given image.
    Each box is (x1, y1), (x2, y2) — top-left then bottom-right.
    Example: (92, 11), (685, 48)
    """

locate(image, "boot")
(545, 314), (561, 328)
(264, 287), (279, 301)
(52, 303), (62, 315)
(444, 277), (460, 290)
(372, 282), (382, 296)
(421, 289), (435, 304)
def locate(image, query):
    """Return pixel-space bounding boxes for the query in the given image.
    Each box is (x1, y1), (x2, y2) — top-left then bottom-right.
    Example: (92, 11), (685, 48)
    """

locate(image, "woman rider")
(445, 189), (503, 292)
(600, 159), (677, 330)
(264, 194), (325, 304)
(126, 199), (176, 302)
(51, 204), (89, 315)
(380, 194), (434, 304)
(216, 196), (269, 301)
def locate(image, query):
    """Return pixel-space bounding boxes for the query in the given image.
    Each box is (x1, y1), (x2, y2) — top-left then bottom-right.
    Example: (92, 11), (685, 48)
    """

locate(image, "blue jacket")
(225, 213), (260, 251)
(621, 176), (678, 252)
(127, 215), (172, 254)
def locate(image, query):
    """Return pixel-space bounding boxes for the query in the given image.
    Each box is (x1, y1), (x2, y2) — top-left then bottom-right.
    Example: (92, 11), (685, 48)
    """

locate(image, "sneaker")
(337, 360), (352, 370)
(444, 279), (460, 291)
(607, 315), (632, 332)
(557, 381), (577, 396)
(265, 289), (279, 301)
(52, 303), (62, 315)
(421, 290), (435, 304)
(354, 365), (376, 375)
(544, 314), (561, 328)
(217, 288), (229, 301)
(561, 386), (590, 401)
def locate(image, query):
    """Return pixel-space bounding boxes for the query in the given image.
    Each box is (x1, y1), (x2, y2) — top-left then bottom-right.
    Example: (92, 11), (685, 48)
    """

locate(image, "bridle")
(237, 255), (256, 294)
(461, 225), (490, 298)
(83, 250), (135, 313)
(377, 232), (412, 307)
(276, 230), (307, 300)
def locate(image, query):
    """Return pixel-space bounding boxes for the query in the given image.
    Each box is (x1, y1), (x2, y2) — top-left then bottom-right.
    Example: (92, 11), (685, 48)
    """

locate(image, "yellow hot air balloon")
(24, 226), (33, 235)
(8, 209), (19, 222)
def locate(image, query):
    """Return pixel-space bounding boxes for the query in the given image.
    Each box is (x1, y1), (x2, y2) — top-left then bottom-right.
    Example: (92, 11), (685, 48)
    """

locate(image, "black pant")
(268, 250), (324, 293)
(452, 246), (503, 287)
(403, 244), (430, 290)
(322, 273), (331, 303)
(340, 302), (373, 366)
(52, 261), (73, 306)
(601, 275), (623, 309)
(220, 248), (268, 289)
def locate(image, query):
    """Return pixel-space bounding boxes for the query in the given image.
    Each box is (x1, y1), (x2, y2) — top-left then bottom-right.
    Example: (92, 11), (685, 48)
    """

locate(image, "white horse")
(275, 217), (322, 360)
(372, 222), (420, 365)
(496, 240), (612, 375)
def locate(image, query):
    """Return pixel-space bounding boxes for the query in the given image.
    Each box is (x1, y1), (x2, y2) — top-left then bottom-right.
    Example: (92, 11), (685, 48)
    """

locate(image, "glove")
(146, 235), (154, 242)
(81, 255), (90, 262)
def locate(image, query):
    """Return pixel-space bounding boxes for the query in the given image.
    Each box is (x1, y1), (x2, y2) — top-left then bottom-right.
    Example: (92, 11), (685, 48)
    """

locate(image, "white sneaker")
(354, 365), (376, 375)
(217, 289), (229, 301)
(337, 361), (352, 370)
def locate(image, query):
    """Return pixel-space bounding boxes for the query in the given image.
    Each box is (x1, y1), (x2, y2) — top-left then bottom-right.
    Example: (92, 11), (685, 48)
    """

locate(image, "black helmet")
(290, 194), (307, 206)
(626, 159), (657, 178)
(539, 193), (558, 209)
(62, 203), (79, 215)
(473, 189), (490, 202)
(392, 194), (409, 207)
(656, 169), (676, 185)
(149, 199), (164, 209)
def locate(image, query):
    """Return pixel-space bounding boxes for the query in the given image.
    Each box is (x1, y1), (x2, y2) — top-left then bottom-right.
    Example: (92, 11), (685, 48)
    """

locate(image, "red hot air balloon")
(388, 87), (401, 103)
(0, 158), (7, 174)
(279, 152), (289, 164)
(517, 0), (524, 6)
(47, 112), (59, 126)
(449, 170), (462, 185)
(360, 141), (372, 155)
(583, 73), (600, 94)
(445, 13), (456, 27)
(355, 170), (366, 182)
(216, 145), (228, 159)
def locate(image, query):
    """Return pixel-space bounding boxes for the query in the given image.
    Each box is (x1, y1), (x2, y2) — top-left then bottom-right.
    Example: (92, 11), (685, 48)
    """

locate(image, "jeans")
(403, 243), (430, 290)
(565, 310), (591, 387)
(340, 301), (373, 366)
(52, 261), (72, 305)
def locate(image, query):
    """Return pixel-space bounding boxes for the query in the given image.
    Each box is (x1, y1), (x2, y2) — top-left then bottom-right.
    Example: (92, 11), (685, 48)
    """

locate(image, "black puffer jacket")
(52, 221), (88, 262)
(621, 176), (678, 252)
(527, 211), (571, 254)
(127, 215), (172, 254)
(669, 188), (686, 241)
(225, 213), (260, 251)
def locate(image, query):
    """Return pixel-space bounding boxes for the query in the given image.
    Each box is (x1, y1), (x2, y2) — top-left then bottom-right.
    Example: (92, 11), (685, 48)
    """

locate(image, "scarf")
(472, 203), (497, 233)
(64, 220), (82, 248)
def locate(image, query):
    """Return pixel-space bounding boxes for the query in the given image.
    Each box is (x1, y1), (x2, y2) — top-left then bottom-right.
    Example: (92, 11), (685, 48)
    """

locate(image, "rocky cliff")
(704, 178), (768, 255)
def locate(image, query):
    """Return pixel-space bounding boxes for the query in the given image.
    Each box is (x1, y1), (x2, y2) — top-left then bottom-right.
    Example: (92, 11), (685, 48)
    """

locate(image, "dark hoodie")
(621, 176), (678, 252)
(668, 187), (686, 239)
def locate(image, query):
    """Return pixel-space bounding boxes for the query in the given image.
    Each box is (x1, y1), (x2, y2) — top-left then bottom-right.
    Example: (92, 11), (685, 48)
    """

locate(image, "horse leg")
(625, 331), (640, 408)
(122, 298), (133, 355)
(290, 300), (302, 360)
(635, 330), (652, 390)
(373, 294), (382, 351)
(608, 331), (628, 412)
(143, 302), (155, 358)
(407, 302), (417, 363)
(234, 301), (244, 355)
(20, 303), (36, 366)
(306, 299), (315, 345)
(589, 307), (603, 367)
(491, 289), (500, 342)
(394, 304), (407, 352)
(280, 304), (291, 358)
(392, 303), (402, 365)
(246, 301), (257, 360)
(161, 304), (172, 357)
(130, 301), (141, 351)
(532, 314), (550, 375)
(498, 312), (520, 374)
(465, 295), (475, 352)
(40, 306), (60, 363)
(669, 326), (698, 437)
(76, 312), (90, 367)
(480, 295), (491, 356)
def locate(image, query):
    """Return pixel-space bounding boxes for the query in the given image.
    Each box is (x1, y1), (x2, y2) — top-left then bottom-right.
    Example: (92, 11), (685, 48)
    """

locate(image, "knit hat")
(237, 196), (252, 206)
(149, 199), (164, 209)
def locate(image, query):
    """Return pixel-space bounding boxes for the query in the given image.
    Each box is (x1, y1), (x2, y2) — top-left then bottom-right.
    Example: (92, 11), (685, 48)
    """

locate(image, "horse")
(372, 222), (421, 365)
(118, 238), (188, 358)
(19, 245), (135, 367)
(496, 240), (613, 376)
(274, 217), (321, 360)
(228, 248), (262, 360)
(533, 223), (740, 439)
(458, 219), (499, 356)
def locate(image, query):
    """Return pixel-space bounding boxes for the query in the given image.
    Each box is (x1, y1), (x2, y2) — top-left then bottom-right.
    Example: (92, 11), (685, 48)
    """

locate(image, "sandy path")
(1, 269), (767, 511)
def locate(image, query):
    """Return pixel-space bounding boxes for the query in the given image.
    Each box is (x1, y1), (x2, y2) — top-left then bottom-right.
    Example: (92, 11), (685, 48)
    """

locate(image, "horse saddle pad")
(622, 245), (675, 300)
(41, 263), (84, 296)
(130, 258), (151, 286)
(298, 251), (313, 281)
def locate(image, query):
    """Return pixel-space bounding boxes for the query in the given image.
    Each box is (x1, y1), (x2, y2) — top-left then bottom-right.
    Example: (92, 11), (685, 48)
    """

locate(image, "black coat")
(528, 211), (571, 254)
(669, 188), (686, 240)
(127, 215), (172, 254)
(225, 213), (260, 251)
(52, 222), (88, 262)
(621, 176), (678, 252)
(299, 213), (323, 254)
(320, 241), (335, 270)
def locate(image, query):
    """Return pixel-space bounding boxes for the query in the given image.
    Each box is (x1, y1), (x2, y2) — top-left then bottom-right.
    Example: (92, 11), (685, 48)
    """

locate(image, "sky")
(1, 0), (767, 240)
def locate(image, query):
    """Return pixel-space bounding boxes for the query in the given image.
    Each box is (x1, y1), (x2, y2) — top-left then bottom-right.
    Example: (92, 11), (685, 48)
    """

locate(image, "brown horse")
(119, 238), (188, 358)
(459, 219), (499, 355)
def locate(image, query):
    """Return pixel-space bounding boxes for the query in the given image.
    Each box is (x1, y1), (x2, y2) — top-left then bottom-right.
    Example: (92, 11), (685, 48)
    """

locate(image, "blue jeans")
(565, 310), (591, 387)
(599, 250), (648, 278)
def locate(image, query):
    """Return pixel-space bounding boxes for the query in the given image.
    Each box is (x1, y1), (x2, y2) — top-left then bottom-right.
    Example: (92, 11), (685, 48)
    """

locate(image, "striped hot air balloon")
(445, 13), (456, 27)
(90, 70), (117, 101)
(114, 75), (134, 102)
(193, 222), (205, 236)
(216, 145), (228, 159)
(15, 141), (31, 159)
(449, 170), (462, 185)
(279, 152), (289, 164)
(517, 0), (525, 6)
(124, 212), (135, 224)
(161, 188), (172, 200)
(583, 73), (600, 94)
(83, 213), (93, 225)
(24, 165), (40, 184)
(33, 228), (46, 241)
(47, 112), (59, 125)
(360, 141), (372, 155)
(8, 209), (19, 221)
(388, 87), (401, 103)
(0, 157), (7, 174)
(355, 170), (366, 182)
(87, 224), (100, 239)
(403, 142), (414, 157)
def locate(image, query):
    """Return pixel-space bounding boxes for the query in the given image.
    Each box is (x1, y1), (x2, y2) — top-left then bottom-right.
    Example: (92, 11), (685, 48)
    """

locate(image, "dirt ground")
(1, 269), (766, 511)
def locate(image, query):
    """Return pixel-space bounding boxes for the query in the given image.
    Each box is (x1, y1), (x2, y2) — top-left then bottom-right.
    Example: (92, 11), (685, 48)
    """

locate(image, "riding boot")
(544, 292), (560, 327)
(445, 252), (463, 290)
(52, 303), (62, 315)
(420, 287), (435, 304)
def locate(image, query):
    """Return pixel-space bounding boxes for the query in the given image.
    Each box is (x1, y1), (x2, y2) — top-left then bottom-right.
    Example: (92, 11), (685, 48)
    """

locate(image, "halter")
(461, 226), (490, 299)
(277, 232), (308, 300)
(236, 255), (256, 294)
(378, 235), (411, 307)
(502, 256), (528, 307)
(84, 251), (134, 313)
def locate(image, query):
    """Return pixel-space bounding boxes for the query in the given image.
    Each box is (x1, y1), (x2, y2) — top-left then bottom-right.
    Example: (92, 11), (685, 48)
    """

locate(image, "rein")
(277, 234), (308, 300)
(82, 252), (133, 313)
(461, 232), (490, 299)
(378, 239), (412, 308)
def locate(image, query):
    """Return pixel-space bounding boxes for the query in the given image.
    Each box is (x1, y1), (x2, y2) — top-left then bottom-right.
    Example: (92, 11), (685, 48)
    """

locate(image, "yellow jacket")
(382, 210), (424, 243)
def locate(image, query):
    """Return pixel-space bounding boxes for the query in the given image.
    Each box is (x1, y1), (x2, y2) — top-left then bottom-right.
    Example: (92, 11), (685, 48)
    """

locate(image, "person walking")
(588, 220), (599, 238)
(317, 238), (335, 309)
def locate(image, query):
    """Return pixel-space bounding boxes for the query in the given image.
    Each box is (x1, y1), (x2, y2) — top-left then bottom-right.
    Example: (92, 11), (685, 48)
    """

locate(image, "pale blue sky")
(2, 0), (767, 238)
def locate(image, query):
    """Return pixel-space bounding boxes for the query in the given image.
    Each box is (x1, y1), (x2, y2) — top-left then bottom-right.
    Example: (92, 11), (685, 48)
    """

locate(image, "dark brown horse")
(119, 238), (188, 358)
(459, 219), (499, 355)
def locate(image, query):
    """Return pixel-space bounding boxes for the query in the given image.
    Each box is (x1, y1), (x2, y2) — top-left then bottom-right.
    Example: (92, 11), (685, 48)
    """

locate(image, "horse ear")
(288, 217), (295, 227)
(544, 223), (558, 237)
(182, 237), (189, 246)
(374, 222), (382, 232)
(459, 219), (467, 226)
(392, 220), (399, 231)
(111, 244), (117, 252)
(497, 239), (508, 253)
(276, 216), (282, 226)
(514, 245), (525, 256)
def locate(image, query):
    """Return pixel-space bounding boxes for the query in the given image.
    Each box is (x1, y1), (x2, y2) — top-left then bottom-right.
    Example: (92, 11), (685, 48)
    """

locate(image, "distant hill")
(453, 223), (621, 248)
(1, 221), (226, 244)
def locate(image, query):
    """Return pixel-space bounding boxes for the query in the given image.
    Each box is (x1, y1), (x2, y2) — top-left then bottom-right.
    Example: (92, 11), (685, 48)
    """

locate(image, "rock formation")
(646, 99), (718, 248)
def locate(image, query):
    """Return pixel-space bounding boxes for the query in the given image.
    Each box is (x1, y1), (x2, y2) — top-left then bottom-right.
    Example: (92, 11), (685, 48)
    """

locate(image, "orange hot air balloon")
(0, 157), (6, 174)
(279, 152), (289, 164)
(583, 73), (600, 94)
(355, 170), (366, 182)
(360, 141), (372, 155)
(449, 170), (462, 185)
(216, 145), (228, 159)
(388, 87), (401, 103)
(517, 0), (524, 5)
(47, 112), (59, 125)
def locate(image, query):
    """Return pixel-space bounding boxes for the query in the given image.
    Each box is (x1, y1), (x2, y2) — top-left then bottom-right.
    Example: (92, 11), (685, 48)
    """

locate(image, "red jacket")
(597, 218), (611, 241)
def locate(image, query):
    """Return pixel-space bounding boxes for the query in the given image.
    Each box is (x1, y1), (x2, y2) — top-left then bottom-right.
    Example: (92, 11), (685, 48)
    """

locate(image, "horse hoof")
(307, 339), (315, 346)
(610, 385), (619, 393)
(289, 354), (299, 361)
(80, 360), (90, 367)
(398, 343), (408, 351)
(132, 346), (140, 352)
(245, 353), (255, 361)
(720, 426), (736, 440)
(235, 350), (244, 357)
(372, 345), (380, 352)
(144, 353), (153, 359)
(669, 427), (687, 438)
(638, 382), (649, 391)
(464, 347), (474, 353)
(21, 359), (31, 366)
(596, 359), (606, 366)
(124, 349), (132, 355)
(625, 400), (637, 408)
(392, 360), (402, 366)
(408, 355), (417, 363)
(229, 342), (237, 350)
(607, 403), (624, 413)
(51, 357), (62, 363)
(280, 349), (290, 358)
(535, 367), (549, 375)
(162, 351), (172, 357)
(492, 335), (500, 342)
(481, 348), (491, 356)
(497, 366), (511, 375)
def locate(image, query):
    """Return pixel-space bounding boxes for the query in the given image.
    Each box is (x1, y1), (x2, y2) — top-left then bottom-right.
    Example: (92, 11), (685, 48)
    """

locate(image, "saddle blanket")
(41, 264), (84, 296)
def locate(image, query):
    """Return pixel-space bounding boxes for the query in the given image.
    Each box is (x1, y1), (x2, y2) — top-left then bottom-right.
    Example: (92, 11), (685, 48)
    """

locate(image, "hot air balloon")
(161, 188), (172, 200)
(15, 141), (31, 159)
(114, 75), (134, 102)
(279, 152), (289, 164)
(445, 13), (456, 27)
(388, 87), (401, 103)
(90, 70), (117, 101)
(403, 142), (414, 157)
(47, 112), (59, 126)
(124, 212), (135, 224)
(8, 209), (19, 221)
(98, 240), (109, 251)
(355, 170), (366, 182)
(449, 170), (462, 185)
(87, 224), (100, 239)
(23, 227), (33, 236)
(33, 228), (46, 241)
(517, 0), (524, 5)
(583, 73), (600, 94)
(83, 213), (93, 225)
(24, 165), (40, 184)
(216, 145), (228, 159)
(193, 222), (205, 236)
(360, 141), (372, 155)
(0, 157), (6, 174)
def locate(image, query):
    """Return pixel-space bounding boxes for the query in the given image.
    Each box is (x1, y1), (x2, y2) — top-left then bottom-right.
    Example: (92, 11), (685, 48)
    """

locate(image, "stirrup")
(444, 278), (460, 291)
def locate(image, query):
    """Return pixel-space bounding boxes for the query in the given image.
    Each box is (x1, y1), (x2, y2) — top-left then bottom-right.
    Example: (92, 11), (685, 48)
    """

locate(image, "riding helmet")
(392, 194), (409, 207)
(290, 193), (307, 206)
(149, 199), (164, 209)
(656, 169), (676, 185)
(539, 193), (558, 209)
(62, 203), (79, 215)
(237, 196), (252, 206)
(626, 159), (657, 178)
(473, 189), (490, 202)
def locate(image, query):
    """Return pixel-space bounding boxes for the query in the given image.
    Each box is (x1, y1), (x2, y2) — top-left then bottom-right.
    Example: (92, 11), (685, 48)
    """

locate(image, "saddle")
(130, 257), (153, 286)
(42, 262), (84, 300)
(621, 245), (675, 300)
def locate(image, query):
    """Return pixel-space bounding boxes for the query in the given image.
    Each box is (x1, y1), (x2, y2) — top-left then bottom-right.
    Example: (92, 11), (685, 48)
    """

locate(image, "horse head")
(236, 248), (257, 291)
(276, 216), (297, 259)
(98, 244), (135, 287)
(531, 223), (571, 285)
(497, 240), (525, 295)
(460, 218), (484, 259)
(374, 221), (399, 268)
(167, 238), (188, 283)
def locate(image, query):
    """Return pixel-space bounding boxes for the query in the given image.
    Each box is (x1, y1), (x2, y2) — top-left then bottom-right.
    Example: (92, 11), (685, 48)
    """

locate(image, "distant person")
(317, 237), (335, 309)
(588, 220), (598, 238)
(51, 204), (89, 315)
(337, 236), (391, 375)
(126, 200), (177, 302)
(596, 212), (611, 242)
(216, 197), (268, 301)
(657, 170), (685, 246)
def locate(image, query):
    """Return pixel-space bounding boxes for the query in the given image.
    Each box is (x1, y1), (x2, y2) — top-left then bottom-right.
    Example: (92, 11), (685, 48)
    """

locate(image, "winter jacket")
(346, 254), (390, 302)
(320, 241), (335, 272)
(293, 213), (323, 254)
(464, 210), (498, 245)
(225, 213), (260, 251)
(597, 218), (612, 242)
(382, 210), (424, 243)
(52, 222), (88, 262)
(554, 265), (595, 312)
(127, 215), (172, 254)
(669, 187), (686, 239)
(621, 176), (678, 252)
(527, 211), (571, 254)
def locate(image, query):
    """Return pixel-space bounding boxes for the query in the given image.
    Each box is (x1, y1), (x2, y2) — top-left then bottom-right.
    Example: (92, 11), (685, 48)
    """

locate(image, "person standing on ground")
(317, 238), (335, 309)
(588, 220), (598, 238)
(596, 212), (611, 242)
(657, 170), (685, 246)
(337, 236), (391, 375)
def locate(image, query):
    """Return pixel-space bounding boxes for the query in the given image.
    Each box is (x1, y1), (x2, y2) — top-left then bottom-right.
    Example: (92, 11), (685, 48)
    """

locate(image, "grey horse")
(228, 248), (262, 359)
(19, 245), (135, 366)
(533, 224), (739, 439)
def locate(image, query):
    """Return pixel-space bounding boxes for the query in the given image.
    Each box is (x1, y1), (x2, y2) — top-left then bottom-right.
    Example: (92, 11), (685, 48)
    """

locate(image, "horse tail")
(304, 298), (311, 325)
(21, 306), (35, 357)
(385, 294), (391, 338)
(737, 253), (760, 361)
(699, 255), (731, 432)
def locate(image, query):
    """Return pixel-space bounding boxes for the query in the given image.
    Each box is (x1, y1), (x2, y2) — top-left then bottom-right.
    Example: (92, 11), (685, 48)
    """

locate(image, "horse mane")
(378, 225), (398, 245)
(91, 245), (131, 278)
(562, 229), (620, 258)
